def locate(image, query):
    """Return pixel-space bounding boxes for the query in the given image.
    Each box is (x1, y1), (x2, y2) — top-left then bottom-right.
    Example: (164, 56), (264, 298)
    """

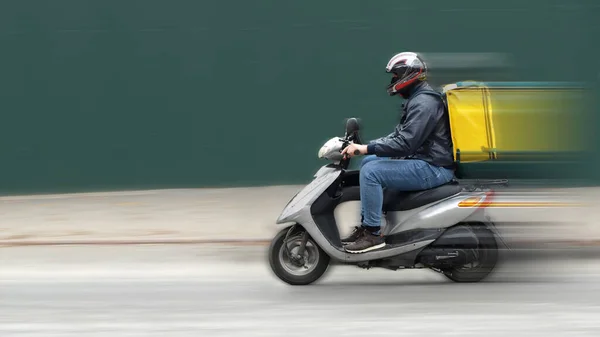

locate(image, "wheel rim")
(278, 235), (320, 276)
(457, 248), (484, 271)
(456, 241), (495, 272)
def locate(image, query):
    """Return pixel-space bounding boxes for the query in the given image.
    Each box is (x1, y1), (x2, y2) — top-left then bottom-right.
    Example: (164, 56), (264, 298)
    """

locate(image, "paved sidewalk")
(1, 185), (600, 246)
(0, 186), (297, 245)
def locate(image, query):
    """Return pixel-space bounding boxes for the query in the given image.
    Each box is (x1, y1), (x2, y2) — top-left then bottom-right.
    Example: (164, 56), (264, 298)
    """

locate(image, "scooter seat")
(382, 183), (462, 212)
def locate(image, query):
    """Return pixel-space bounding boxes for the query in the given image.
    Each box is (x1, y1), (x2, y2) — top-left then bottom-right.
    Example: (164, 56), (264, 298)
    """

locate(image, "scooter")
(268, 117), (509, 285)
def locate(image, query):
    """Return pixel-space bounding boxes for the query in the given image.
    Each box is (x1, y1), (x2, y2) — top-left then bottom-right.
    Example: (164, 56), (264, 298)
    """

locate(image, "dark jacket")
(366, 81), (455, 169)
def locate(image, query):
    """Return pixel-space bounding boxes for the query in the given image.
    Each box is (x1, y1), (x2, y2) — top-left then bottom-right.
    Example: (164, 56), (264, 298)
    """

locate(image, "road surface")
(2, 245), (600, 336)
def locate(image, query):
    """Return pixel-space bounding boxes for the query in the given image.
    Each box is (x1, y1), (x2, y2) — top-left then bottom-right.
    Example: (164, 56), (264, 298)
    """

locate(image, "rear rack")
(458, 179), (509, 192)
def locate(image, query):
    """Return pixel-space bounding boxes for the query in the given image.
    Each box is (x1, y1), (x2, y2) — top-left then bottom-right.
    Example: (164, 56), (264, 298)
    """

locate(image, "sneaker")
(341, 226), (367, 245)
(344, 231), (386, 254)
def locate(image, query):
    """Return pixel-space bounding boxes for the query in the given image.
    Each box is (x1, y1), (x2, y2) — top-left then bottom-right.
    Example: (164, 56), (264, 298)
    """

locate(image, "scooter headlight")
(318, 144), (328, 158)
(318, 137), (344, 160)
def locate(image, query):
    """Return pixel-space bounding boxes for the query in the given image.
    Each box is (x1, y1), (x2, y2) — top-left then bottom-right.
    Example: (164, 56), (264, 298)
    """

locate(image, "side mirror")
(345, 118), (360, 136)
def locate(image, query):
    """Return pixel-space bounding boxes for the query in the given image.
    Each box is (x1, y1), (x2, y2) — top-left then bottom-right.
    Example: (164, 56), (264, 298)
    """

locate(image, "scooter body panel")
(384, 191), (488, 235)
(276, 165), (341, 225)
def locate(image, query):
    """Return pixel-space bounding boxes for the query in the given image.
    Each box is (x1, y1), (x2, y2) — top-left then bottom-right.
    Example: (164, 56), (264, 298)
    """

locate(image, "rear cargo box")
(442, 81), (585, 180)
(442, 81), (496, 163)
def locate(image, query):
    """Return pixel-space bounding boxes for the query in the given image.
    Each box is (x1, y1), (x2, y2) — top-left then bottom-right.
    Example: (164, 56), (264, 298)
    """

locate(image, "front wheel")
(443, 224), (499, 283)
(268, 226), (330, 285)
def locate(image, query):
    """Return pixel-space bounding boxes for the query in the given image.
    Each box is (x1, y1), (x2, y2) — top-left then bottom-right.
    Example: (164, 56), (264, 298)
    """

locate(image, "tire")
(443, 224), (499, 283)
(268, 227), (330, 286)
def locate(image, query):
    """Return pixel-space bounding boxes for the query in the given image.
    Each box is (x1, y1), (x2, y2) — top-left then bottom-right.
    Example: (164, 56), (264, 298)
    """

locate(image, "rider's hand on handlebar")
(341, 144), (368, 159)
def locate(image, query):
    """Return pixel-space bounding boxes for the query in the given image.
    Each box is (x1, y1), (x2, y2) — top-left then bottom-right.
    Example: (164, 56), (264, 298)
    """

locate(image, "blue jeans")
(359, 155), (455, 233)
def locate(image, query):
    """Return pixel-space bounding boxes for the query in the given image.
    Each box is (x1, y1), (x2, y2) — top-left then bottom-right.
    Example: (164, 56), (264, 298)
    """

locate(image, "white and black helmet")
(385, 52), (428, 96)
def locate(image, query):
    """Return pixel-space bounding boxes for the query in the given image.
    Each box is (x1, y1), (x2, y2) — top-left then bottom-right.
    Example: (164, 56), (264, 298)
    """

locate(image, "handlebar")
(338, 132), (362, 169)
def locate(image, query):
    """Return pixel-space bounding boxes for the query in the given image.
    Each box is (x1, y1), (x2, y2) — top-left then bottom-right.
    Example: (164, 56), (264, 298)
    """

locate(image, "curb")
(2, 238), (600, 248)
(2, 239), (598, 262)
(0, 238), (271, 247)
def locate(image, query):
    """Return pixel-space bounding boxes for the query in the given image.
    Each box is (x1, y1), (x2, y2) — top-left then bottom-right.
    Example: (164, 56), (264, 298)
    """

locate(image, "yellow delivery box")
(442, 81), (584, 164)
(442, 82), (496, 163)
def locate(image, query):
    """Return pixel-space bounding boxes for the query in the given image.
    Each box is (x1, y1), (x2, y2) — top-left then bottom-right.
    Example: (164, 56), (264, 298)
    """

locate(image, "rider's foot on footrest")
(344, 231), (385, 253)
(341, 226), (367, 245)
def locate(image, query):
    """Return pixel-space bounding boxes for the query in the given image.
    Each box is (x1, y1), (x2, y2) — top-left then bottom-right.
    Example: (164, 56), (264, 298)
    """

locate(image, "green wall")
(1, 0), (598, 195)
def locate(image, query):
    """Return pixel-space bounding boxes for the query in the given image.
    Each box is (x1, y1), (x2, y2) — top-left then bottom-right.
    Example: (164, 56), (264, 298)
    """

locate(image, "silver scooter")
(268, 118), (509, 285)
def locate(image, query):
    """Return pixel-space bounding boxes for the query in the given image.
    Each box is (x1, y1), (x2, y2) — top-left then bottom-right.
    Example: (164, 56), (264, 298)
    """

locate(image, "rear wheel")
(268, 226), (330, 285)
(442, 224), (499, 283)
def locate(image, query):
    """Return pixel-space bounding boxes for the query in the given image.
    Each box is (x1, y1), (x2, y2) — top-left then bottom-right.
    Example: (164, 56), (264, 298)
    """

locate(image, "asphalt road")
(2, 245), (600, 336)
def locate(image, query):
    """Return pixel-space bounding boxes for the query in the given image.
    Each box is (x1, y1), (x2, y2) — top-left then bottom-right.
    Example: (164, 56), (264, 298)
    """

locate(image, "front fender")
(275, 222), (297, 232)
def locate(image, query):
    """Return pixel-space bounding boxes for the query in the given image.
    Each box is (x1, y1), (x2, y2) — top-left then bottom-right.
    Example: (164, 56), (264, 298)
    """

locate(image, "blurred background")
(1, 1), (600, 336)
(0, 0), (599, 194)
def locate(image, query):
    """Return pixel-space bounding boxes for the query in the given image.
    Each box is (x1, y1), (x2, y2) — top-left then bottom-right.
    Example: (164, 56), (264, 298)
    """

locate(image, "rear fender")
(481, 220), (511, 250)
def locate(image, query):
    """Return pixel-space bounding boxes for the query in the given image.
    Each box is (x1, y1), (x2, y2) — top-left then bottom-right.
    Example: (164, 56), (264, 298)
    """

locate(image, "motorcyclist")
(341, 51), (455, 254)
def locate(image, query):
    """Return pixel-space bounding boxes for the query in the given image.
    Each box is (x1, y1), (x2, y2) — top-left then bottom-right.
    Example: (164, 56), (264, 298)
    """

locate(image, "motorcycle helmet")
(385, 52), (428, 96)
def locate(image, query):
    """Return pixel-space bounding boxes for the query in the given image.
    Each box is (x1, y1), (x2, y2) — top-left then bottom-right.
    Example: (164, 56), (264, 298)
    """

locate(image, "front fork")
(283, 224), (310, 267)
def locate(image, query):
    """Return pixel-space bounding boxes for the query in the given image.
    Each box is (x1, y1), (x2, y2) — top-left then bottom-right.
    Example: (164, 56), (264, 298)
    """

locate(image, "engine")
(416, 225), (482, 269)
